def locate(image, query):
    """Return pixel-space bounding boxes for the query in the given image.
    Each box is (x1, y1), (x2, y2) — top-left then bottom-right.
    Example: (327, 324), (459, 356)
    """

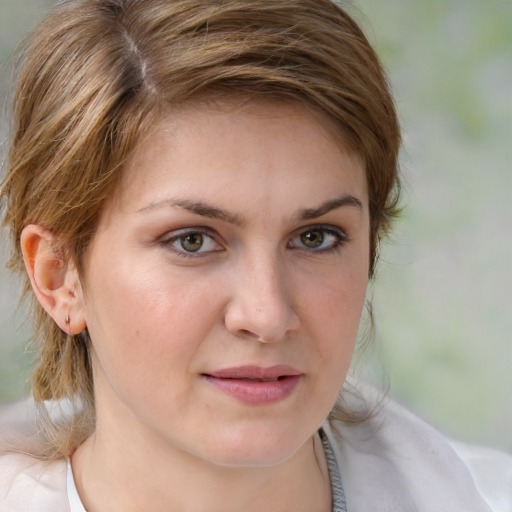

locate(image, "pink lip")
(203, 365), (303, 405)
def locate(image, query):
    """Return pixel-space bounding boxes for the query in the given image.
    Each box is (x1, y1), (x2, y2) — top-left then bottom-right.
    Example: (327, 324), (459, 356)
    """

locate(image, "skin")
(22, 100), (370, 511)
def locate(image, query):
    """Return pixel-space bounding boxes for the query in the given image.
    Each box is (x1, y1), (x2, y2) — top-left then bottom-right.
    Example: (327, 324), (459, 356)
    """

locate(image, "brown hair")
(1, 0), (400, 457)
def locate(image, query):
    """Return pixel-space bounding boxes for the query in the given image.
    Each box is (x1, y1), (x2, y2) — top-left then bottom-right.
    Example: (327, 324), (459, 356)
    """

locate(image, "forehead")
(109, 99), (367, 216)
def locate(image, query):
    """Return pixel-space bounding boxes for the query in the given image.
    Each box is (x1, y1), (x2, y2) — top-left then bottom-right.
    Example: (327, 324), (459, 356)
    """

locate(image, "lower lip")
(204, 375), (302, 404)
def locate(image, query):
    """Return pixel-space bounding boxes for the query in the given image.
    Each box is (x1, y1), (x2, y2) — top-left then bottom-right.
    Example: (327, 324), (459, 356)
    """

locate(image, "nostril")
(224, 296), (299, 343)
(239, 329), (259, 339)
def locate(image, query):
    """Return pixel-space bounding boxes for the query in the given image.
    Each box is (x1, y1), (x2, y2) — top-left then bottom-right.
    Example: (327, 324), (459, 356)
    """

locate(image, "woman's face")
(80, 101), (370, 467)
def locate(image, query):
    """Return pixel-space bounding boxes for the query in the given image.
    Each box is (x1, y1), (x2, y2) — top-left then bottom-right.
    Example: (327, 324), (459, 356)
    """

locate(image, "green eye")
(288, 225), (346, 252)
(300, 230), (324, 248)
(161, 229), (223, 257)
(180, 233), (204, 252)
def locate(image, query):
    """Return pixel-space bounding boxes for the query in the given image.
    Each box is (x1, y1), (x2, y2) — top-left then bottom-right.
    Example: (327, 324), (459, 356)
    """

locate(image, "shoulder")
(0, 452), (69, 511)
(0, 401), (71, 510)
(450, 440), (512, 512)
(324, 388), (512, 512)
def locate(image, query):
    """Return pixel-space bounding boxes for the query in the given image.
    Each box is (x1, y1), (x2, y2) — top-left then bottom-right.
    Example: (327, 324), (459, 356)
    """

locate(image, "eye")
(288, 226), (347, 252)
(161, 229), (222, 256)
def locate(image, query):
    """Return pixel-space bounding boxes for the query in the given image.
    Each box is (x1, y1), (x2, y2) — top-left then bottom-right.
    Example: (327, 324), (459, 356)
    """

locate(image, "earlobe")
(20, 225), (87, 334)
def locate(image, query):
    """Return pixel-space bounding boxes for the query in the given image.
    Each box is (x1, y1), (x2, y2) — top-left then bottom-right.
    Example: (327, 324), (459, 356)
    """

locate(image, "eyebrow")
(297, 195), (363, 220)
(138, 199), (246, 226)
(138, 194), (362, 225)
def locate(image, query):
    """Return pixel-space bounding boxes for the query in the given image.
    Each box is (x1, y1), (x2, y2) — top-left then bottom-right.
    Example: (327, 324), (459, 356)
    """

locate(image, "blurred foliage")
(0, 0), (511, 450)
(353, 0), (512, 451)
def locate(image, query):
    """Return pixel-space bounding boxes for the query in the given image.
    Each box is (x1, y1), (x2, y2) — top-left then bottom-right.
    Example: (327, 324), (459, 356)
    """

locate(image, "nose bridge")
(247, 250), (285, 308)
(225, 247), (299, 342)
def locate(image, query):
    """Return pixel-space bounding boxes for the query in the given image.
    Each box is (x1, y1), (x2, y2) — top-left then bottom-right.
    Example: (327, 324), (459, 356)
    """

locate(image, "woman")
(0, 0), (510, 510)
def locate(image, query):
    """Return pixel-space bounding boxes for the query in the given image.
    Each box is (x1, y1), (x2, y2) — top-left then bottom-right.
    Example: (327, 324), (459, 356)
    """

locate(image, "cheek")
(304, 264), (368, 378)
(306, 260), (368, 331)
(81, 254), (224, 390)
(289, 273), (366, 425)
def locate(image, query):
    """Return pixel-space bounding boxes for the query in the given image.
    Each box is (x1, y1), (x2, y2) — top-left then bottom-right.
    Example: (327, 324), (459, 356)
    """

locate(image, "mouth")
(222, 377), (284, 382)
(202, 365), (303, 404)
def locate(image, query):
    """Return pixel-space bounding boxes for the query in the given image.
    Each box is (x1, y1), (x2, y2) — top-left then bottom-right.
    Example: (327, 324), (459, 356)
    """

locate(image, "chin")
(206, 445), (305, 469)
(194, 424), (311, 468)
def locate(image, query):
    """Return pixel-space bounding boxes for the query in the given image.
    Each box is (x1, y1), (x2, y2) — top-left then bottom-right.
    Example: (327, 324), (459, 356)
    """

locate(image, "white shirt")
(1, 394), (511, 511)
(67, 461), (86, 512)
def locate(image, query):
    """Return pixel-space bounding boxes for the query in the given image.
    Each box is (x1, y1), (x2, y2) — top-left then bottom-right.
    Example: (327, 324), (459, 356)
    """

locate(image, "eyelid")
(159, 227), (224, 256)
(287, 224), (349, 250)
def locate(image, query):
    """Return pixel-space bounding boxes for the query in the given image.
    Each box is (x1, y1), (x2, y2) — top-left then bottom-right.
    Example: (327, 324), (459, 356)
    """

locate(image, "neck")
(72, 420), (332, 512)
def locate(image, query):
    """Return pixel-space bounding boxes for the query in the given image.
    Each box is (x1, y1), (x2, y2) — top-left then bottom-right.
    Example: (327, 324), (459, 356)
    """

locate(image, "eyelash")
(287, 224), (348, 253)
(159, 227), (222, 258)
(159, 224), (348, 258)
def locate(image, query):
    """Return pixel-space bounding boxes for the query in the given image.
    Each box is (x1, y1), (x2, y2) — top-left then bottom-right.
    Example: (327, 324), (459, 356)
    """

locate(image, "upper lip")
(204, 365), (302, 379)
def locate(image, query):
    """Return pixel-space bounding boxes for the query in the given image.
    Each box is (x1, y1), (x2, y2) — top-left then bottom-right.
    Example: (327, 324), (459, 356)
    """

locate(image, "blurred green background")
(1, 0), (511, 451)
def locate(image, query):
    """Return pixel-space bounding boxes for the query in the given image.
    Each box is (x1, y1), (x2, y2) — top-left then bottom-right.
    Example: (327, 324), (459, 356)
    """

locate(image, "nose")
(224, 255), (300, 343)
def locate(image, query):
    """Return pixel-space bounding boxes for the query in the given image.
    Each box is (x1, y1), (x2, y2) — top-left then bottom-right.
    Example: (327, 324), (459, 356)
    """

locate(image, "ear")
(20, 224), (87, 335)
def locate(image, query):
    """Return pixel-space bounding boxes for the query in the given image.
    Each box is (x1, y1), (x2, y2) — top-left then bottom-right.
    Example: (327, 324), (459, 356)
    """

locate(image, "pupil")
(301, 230), (323, 248)
(182, 233), (203, 252)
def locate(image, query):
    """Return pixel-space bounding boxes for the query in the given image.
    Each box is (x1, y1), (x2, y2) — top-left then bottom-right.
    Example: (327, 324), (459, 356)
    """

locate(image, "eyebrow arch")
(138, 198), (246, 226)
(297, 195), (363, 221)
(139, 194), (362, 226)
